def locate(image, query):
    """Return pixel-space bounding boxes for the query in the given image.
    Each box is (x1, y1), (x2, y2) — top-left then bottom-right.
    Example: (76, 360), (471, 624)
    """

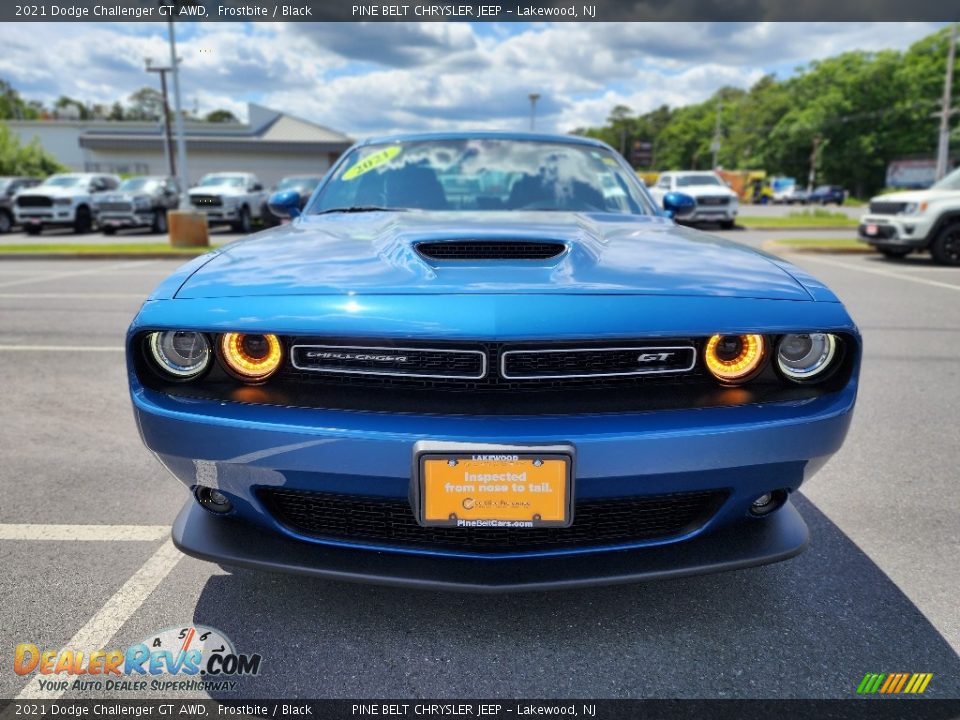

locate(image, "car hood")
(870, 189), (958, 203)
(19, 186), (85, 198)
(677, 186), (737, 198)
(175, 211), (813, 300)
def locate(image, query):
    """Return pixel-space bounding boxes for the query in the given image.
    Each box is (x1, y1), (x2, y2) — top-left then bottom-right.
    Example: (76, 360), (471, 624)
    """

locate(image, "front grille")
(869, 201), (907, 215)
(16, 195), (52, 208)
(291, 344), (485, 379)
(416, 241), (566, 261)
(261, 488), (728, 554)
(502, 346), (696, 379)
(99, 201), (133, 213)
(191, 194), (223, 207)
(697, 196), (730, 206)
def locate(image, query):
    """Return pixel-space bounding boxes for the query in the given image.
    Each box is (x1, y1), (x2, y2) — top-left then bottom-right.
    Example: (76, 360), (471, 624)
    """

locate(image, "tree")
(0, 122), (66, 176)
(204, 109), (239, 123)
(125, 87), (165, 121)
(108, 102), (125, 121)
(0, 79), (44, 120)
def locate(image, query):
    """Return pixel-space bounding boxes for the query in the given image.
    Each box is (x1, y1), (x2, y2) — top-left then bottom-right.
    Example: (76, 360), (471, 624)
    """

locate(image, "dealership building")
(6, 103), (353, 186)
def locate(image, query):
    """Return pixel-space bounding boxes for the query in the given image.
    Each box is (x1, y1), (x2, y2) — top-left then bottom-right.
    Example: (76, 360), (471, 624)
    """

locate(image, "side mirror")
(268, 190), (302, 219)
(252, 183), (263, 192)
(661, 192), (696, 219)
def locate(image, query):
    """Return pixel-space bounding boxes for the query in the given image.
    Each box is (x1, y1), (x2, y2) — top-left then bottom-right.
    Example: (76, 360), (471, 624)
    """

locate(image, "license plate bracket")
(412, 441), (574, 529)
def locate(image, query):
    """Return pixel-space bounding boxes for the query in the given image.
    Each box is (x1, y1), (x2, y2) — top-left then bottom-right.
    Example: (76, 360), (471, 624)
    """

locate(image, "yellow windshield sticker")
(342, 146), (401, 181)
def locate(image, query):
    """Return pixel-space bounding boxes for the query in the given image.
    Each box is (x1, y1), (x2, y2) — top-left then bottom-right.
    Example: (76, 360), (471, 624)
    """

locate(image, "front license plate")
(865, 224), (878, 236)
(415, 446), (573, 528)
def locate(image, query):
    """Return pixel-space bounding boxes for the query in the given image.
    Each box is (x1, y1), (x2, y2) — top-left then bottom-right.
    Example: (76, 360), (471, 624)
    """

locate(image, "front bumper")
(193, 206), (239, 223)
(173, 495), (809, 592)
(858, 214), (932, 249)
(689, 206), (737, 223)
(15, 209), (76, 225)
(100, 211), (154, 228)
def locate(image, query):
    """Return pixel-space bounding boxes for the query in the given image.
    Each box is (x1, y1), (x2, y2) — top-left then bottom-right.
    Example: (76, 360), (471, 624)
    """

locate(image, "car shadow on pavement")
(193, 494), (960, 698)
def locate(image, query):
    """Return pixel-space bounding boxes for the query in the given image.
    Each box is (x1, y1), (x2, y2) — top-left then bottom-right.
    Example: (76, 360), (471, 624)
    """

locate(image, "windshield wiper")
(315, 206), (405, 215)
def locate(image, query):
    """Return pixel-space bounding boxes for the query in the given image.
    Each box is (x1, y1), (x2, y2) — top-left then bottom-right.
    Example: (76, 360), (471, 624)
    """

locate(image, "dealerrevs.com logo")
(14, 625), (261, 693)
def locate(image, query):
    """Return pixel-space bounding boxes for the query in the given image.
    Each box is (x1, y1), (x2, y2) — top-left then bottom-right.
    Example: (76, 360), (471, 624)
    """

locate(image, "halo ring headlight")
(704, 334), (765, 384)
(219, 332), (282, 382)
(148, 331), (211, 380)
(777, 333), (838, 382)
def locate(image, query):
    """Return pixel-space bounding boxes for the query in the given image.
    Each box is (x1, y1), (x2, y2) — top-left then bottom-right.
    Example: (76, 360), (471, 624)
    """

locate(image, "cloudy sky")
(0, 21), (945, 136)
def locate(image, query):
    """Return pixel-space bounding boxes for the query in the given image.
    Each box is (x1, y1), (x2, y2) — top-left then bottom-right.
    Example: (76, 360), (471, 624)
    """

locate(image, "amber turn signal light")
(704, 334), (765, 384)
(219, 333), (282, 382)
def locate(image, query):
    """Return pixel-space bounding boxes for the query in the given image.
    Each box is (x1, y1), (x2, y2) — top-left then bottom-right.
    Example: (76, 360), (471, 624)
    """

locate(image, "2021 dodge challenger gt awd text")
(127, 133), (860, 591)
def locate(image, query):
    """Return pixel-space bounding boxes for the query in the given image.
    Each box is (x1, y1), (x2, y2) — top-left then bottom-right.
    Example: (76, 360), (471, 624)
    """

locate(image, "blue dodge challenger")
(127, 132), (860, 591)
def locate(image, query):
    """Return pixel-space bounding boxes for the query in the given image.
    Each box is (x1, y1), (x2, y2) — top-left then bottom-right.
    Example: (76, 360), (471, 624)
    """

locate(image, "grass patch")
(738, 213), (858, 228)
(0, 242), (213, 255)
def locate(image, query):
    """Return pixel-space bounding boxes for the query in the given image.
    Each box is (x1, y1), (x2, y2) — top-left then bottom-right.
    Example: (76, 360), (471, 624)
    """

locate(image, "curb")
(738, 225), (858, 232)
(763, 240), (872, 255)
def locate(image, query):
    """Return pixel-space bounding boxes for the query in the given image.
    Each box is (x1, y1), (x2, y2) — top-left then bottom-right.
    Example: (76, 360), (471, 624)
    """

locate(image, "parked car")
(14, 173), (121, 234)
(859, 166), (960, 264)
(189, 172), (268, 233)
(128, 132), (860, 591)
(95, 176), (180, 235)
(0, 176), (42, 233)
(808, 185), (846, 206)
(770, 176), (800, 204)
(261, 175), (324, 227)
(648, 171), (739, 228)
(782, 187), (810, 205)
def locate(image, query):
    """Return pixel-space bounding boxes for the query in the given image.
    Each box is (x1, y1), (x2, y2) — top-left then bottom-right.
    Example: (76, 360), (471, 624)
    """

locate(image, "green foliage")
(205, 109), (239, 123)
(577, 26), (958, 197)
(0, 122), (67, 176)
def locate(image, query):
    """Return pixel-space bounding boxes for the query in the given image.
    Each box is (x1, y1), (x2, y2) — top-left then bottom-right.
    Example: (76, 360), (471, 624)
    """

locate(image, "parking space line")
(796, 254), (960, 292)
(0, 260), (156, 290)
(16, 539), (183, 700)
(0, 524), (169, 541)
(0, 345), (123, 352)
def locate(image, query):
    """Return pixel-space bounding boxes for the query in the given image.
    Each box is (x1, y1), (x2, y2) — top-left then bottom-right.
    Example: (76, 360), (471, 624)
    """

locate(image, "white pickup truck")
(14, 173), (121, 234)
(858, 166), (960, 265)
(189, 172), (269, 233)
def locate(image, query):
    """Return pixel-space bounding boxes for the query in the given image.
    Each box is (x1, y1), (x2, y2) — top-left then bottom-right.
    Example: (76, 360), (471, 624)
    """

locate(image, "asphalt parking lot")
(1, 241), (958, 700)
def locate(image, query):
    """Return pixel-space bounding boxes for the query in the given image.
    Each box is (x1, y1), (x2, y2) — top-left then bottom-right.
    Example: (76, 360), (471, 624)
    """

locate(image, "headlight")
(54, 198), (72, 206)
(704, 334), (765, 384)
(148, 331), (211, 380)
(776, 333), (838, 382)
(219, 333), (282, 382)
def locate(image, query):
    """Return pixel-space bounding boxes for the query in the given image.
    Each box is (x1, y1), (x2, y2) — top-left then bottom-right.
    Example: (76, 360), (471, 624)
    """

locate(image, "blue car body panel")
(128, 131), (860, 590)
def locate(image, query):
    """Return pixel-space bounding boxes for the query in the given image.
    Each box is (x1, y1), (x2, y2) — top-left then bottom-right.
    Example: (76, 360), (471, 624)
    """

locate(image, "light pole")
(528, 93), (541, 132)
(710, 99), (722, 169)
(935, 23), (958, 181)
(166, 19), (191, 206)
(145, 58), (176, 178)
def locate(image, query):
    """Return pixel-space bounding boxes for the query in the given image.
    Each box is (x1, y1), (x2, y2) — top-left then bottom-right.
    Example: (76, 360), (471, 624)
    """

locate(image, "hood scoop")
(415, 240), (566, 261)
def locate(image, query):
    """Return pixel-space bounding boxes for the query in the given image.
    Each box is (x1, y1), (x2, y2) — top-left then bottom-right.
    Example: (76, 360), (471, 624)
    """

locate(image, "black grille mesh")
(869, 201), (907, 215)
(260, 488), (727, 554)
(416, 241), (565, 261)
(16, 195), (52, 207)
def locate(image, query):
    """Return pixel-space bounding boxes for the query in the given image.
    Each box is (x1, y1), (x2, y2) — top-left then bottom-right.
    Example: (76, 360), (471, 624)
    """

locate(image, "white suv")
(14, 173), (121, 234)
(859, 167), (960, 265)
(649, 171), (739, 228)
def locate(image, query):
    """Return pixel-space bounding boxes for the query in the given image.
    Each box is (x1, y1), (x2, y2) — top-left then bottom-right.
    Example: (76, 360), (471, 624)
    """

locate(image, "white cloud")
(0, 21), (944, 135)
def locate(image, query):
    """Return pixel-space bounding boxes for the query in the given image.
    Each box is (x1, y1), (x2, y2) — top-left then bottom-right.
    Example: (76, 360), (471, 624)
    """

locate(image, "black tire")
(25, 224), (42, 235)
(73, 205), (92, 234)
(102, 225), (117, 236)
(930, 223), (960, 266)
(719, 220), (736, 230)
(231, 206), (251, 234)
(152, 209), (168, 234)
(0, 209), (12, 234)
(879, 248), (910, 259)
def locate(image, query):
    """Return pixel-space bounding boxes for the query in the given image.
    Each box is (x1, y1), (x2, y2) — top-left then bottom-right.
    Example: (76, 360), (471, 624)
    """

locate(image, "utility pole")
(710, 99), (722, 169)
(167, 19), (190, 206)
(528, 93), (540, 132)
(935, 23), (958, 181)
(145, 58), (176, 178)
(807, 135), (822, 193)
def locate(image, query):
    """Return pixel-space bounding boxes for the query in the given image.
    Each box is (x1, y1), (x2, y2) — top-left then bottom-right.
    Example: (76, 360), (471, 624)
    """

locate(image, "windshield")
(119, 178), (161, 192)
(676, 174), (722, 187)
(198, 175), (245, 188)
(278, 176), (321, 191)
(311, 139), (652, 214)
(932, 167), (960, 191)
(42, 176), (86, 188)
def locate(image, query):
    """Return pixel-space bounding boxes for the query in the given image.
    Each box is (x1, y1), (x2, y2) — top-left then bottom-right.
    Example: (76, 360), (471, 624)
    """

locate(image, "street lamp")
(145, 57), (176, 178)
(528, 93), (541, 132)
